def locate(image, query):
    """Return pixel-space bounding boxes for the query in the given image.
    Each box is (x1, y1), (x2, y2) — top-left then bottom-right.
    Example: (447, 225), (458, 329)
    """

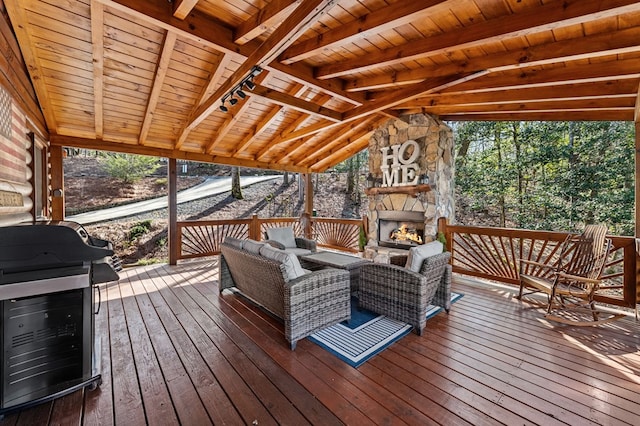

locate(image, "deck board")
(1, 260), (639, 426)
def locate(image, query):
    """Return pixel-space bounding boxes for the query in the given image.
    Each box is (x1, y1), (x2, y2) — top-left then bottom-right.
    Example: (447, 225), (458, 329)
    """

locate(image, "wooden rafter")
(172, 0), (199, 20)
(205, 73), (271, 154)
(344, 25), (640, 92)
(257, 92), (332, 161)
(248, 84), (340, 122)
(231, 83), (307, 157)
(175, 54), (232, 150)
(316, 0), (640, 79)
(181, 0), (339, 137)
(311, 132), (372, 172)
(280, 0), (447, 64)
(139, 31), (177, 145)
(294, 117), (379, 166)
(235, 0), (301, 45)
(3, 0), (58, 131)
(50, 134), (309, 173)
(90, 1), (104, 138)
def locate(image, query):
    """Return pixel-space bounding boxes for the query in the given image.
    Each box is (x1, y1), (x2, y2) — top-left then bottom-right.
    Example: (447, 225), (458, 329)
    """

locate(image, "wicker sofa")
(219, 239), (351, 349)
(358, 249), (452, 335)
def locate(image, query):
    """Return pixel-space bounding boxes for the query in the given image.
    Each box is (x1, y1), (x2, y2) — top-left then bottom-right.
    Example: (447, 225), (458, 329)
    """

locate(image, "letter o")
(398, 140), (420, 165)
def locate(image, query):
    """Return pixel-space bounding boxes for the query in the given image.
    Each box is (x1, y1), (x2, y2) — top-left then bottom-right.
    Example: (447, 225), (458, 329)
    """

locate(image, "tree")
(231, 167), (243, 199)
(100, 153), (160, 184)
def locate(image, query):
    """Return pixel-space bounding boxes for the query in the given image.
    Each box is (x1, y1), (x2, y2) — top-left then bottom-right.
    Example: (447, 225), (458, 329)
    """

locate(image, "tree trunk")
(512, 123), (523, 227)
(283, 171), (289, 185)
(231, 167), (243, 199)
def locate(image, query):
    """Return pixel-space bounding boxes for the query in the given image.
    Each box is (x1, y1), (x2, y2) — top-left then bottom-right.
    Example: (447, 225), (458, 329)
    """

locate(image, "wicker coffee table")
(299, 251), (371, 294)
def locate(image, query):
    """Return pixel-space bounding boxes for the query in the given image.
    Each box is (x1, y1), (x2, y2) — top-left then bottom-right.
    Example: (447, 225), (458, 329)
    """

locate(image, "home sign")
(380, 140), (420, 187)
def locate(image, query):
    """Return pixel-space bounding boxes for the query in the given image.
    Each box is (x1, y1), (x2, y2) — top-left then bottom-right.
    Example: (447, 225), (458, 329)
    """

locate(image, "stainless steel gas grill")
(0, 221), (120, 417)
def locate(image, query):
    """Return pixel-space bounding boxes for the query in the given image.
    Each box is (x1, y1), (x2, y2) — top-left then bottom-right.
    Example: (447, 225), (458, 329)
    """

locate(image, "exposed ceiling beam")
(405, 80), (639, 108)
(344, 25), (640, 92)
(316, 0), (640, 79)
(139, 31), (177, 145)
(175, 54), (232, 150)
(95, 0), (364, 106)
(50, 134), (310, 173)
(90, 1), (104, 139)
(439, 110), (633, 121)
(280, 0), (448, 64)
(248, 84), (341, 122)
(231, 84), (307, 157)
(445, 58), (640, 94)
(3, 0), (58, 131)
(258, 92), (332, 161)
(235, 0), (302, 45)
(180, 0), (339, 136)
(172, 0), (199, 20)
(310, 131), (372, 172)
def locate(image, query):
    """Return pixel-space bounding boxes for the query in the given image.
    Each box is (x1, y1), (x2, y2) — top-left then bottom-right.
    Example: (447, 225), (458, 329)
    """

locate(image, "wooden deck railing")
(438, 218), (638, 309)
(176, 215), (363, 260)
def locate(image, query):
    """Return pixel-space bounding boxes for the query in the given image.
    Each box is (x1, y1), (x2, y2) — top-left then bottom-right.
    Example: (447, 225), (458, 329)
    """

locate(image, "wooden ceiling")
(5, 0), (640, 172)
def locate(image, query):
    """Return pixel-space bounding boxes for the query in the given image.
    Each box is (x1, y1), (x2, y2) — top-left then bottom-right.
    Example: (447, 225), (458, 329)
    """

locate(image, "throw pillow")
(405, 240), (444, 272)
(224, 237), (244, 249)
(243, 239), (265, 254)
(259, 244), (307, 281)
(266, 227), (297, 248)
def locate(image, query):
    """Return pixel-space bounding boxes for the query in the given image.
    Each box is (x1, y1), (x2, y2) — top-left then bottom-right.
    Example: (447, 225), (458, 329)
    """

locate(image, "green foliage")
(436, 232), (447, 249)
(128, 220), (152, 241)
(453, 121), (635, 235)
(358, 225), (367, 251)
(100, 153), (161, 184)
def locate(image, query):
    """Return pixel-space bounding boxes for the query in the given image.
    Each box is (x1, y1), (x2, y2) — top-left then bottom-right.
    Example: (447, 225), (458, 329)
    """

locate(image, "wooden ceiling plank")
(204, 73), (272, 154)
(182, 0), (339, 138)
(280, 0), (448, 64)
(91, 1), (105, 138)
(235, 0), (302, 45)
(316, 0), (640, 79)
(343, 71), (488, 122)
(175, 54), (232, 150)
(248, 84), (341, 121)
(4, 0), (58, 131)
(97, 0), (363, 107)
(294, 116), (378, 166)
(50, 133), (310, 173)
(231, 83), (306, 157)
(445, 58), (640, 93)
(139, 31), (177, 145)
(258, 92), (332, 161)
(345, 25), (640, 92)
(407, 80), (638, 107)
(310, 132), (372, 172)
(172, 0), (199, 20)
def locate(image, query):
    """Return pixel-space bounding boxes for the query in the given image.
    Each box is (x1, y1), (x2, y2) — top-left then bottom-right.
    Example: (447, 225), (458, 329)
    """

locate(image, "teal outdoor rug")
(308, 293), (463, 368)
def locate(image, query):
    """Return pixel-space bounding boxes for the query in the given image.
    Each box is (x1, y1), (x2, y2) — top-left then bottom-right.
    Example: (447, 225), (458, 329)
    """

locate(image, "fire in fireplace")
(377, 210), (425, 249)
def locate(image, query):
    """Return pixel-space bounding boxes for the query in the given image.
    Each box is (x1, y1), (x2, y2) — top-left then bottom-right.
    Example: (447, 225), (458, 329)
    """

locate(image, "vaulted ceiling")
(5, 0), (640, 172)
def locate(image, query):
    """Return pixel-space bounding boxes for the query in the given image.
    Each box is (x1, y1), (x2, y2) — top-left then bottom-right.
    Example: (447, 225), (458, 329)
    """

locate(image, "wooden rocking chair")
(517, 224), (624, 326)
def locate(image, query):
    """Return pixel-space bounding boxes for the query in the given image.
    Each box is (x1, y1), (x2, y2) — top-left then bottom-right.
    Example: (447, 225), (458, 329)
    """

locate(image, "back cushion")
(406, 240), (444, 272)
(224, 237), (244, 249)
(243, 239), (265, 254)
(266, 227), (297, 248)
(260, 244), (307, 281)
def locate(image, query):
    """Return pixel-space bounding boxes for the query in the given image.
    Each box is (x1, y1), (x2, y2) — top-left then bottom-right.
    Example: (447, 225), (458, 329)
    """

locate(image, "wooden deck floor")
(1, 259), (639, 425)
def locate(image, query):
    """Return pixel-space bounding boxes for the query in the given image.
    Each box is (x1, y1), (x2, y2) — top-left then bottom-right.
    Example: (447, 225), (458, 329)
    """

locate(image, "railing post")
(251, 214), (260, 240)
(168, 158), (178, 265)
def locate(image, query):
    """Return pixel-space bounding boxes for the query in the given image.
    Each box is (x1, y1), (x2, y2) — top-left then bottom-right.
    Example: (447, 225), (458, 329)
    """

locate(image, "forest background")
(65, 120), (636, 265)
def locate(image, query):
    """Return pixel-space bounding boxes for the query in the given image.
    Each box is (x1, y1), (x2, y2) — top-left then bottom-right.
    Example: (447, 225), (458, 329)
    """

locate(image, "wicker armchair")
(359, 251), (452, 335)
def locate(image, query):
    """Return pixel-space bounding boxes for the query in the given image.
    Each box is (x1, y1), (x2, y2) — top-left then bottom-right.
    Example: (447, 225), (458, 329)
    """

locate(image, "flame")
(389, 224), (423, 244)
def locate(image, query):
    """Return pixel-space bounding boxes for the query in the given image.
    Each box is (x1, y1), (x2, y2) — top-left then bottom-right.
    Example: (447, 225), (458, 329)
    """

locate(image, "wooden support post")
(302, 173), (313, 239)
(168, 158), (178, 265)
(50, 145), (64, 221)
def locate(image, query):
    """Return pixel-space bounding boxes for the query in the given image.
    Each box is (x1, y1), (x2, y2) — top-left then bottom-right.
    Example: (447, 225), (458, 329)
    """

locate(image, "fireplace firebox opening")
(377, 210), (425, 249)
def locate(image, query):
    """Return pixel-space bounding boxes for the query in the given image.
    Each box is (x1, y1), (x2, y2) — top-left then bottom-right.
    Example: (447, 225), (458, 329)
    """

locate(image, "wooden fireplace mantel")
(365, 184), (432, 197)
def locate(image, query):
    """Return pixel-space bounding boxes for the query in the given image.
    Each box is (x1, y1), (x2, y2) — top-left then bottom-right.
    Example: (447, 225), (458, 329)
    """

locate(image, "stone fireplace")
(363, 113), (454, 261)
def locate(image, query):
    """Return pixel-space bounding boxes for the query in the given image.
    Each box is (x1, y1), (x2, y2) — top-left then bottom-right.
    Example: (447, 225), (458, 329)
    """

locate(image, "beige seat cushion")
(260, 244), (307, 281)
(266, 227), (297, 248)
(405, 240), (444, 272)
